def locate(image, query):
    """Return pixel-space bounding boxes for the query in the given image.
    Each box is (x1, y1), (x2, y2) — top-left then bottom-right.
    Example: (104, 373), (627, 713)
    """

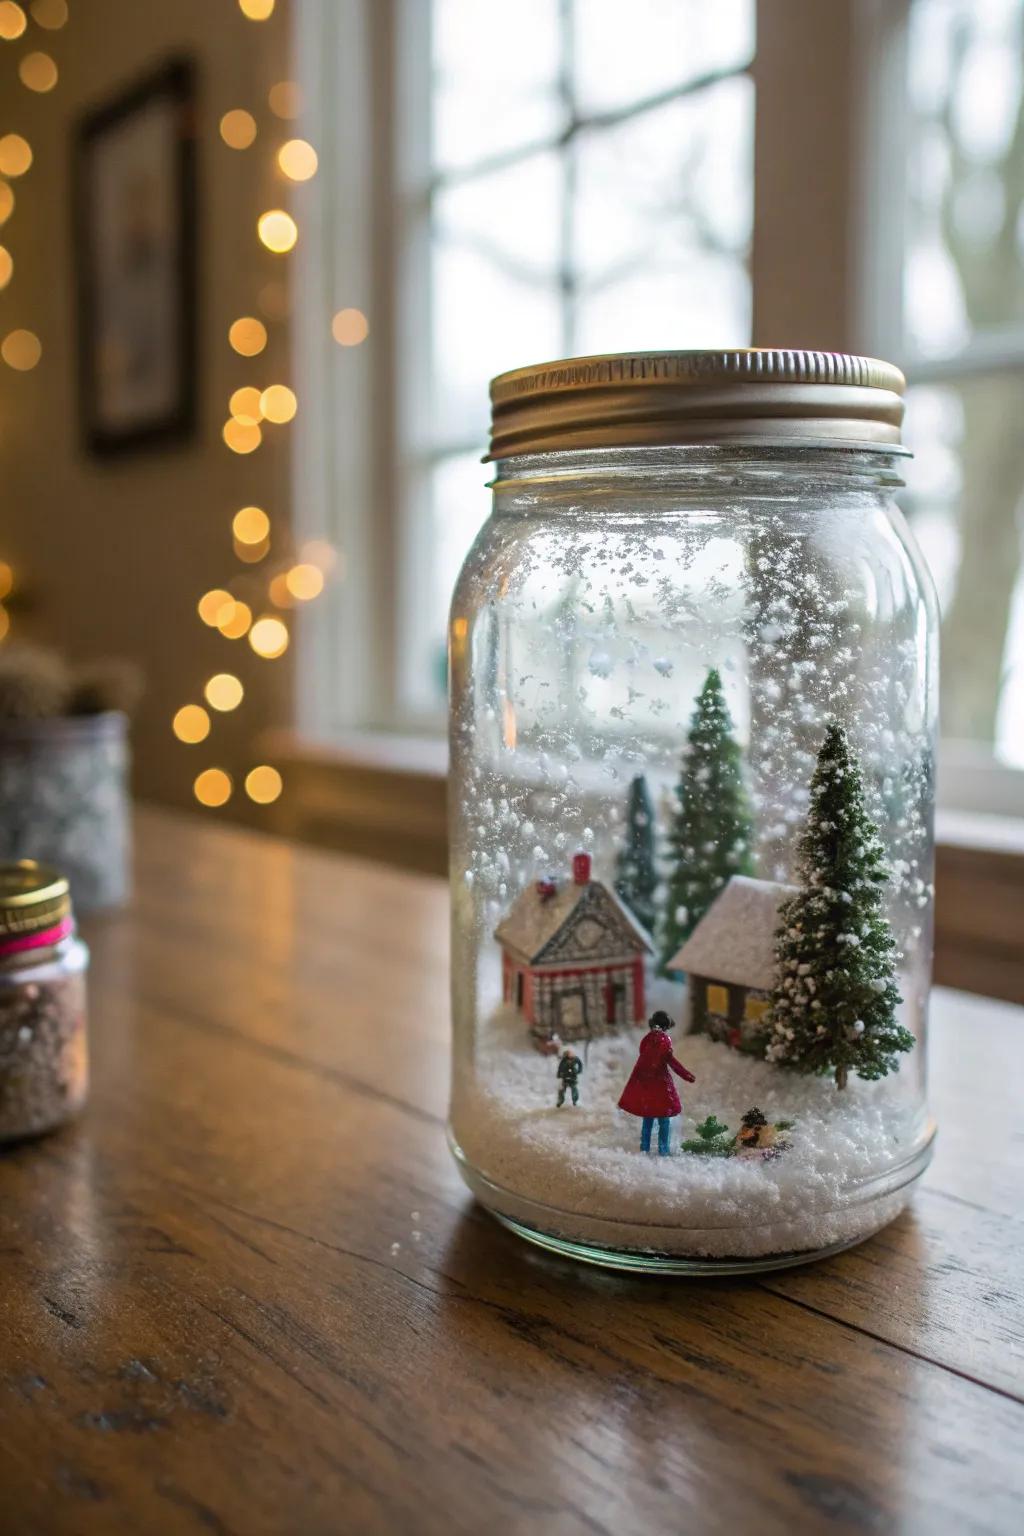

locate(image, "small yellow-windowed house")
(671, 876), (797, 1050)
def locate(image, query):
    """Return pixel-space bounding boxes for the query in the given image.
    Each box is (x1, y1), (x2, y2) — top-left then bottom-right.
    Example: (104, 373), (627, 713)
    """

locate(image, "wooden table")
(2, 810), (1022, 1535)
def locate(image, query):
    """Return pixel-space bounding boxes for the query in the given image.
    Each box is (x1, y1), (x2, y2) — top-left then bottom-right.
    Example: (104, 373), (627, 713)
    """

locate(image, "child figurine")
(556, 1048), (582, 1107)
(618, 1011), (696, 1154)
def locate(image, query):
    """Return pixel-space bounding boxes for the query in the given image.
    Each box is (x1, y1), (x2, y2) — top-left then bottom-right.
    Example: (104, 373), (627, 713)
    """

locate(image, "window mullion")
(752, 0), (860, 350)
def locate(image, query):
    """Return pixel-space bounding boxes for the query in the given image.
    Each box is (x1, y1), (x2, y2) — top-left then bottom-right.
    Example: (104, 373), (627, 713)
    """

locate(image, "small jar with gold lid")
(0, 860), (89, 1141)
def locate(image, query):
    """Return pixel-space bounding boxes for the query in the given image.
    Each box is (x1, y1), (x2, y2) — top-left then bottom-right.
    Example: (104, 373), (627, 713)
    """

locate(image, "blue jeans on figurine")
(641, 1116), (673, 1156)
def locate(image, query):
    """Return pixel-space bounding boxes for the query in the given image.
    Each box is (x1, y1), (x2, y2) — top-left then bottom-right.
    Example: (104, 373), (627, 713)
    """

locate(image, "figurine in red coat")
(618, 1011), (696, 1155)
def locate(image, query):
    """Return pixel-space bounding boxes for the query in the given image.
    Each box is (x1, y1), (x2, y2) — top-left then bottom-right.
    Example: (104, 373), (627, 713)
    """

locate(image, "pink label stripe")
(0, 917), (73, 959)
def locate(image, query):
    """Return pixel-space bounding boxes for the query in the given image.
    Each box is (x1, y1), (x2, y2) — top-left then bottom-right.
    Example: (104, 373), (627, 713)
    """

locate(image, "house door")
(607, 979), (627, 1024)
(555, 988), (587, 1036)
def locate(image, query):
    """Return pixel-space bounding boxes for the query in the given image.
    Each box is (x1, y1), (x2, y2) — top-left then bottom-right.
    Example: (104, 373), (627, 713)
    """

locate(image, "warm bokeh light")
(268, 573), (293, 608)
(233, 505), (270, 545)
(29, 0), (67, 27)
(0, 3), (26, 41)
(331, 307), (369, 347)
(194, 768), (233, 808)
(0, 181), (13, 225)
(245, 765), (283, 804)
(259, 384), (297, 423)
(217, 600), (253, 640)
(0, 560), (12, 599)
(0, 605), (9, 642)
(220, 109), (257, 150)
(19, 51), (57, 92)
(277, 139), (318, 181)
(239, 0), (274, 18)
(257, 208), (298, 254)
(268, 80), (301, 119)
(229, 386), (263, 425)
(205, 672), (244, 712)
(0, 247), (12, 289)
(248, 615), (289, 658)
(172, 704), (211, 744)
(0, 135), (32, 178)
(1, 329), (40, 370)
(302, 539), (340, 573)
(223, 417), (262, 454)
(285, 563), (324, 601)
(228, 316), (267, 356)
(257, 280), (289, 321)
(198, 588), (235, 627)
(235, 536), (270, 564)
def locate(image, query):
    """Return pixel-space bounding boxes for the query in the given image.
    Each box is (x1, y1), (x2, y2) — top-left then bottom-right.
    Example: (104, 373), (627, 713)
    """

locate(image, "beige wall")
(0, 0), (295, 818)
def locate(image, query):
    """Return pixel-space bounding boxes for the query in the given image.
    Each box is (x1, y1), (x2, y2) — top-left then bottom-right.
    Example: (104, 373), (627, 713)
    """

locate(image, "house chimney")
(572, 852), (591, 886)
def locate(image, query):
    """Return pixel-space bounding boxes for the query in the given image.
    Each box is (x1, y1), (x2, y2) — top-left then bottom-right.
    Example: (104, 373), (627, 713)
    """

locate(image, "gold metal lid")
(0, 860), (72, 939)
(486, 349), (906, 460)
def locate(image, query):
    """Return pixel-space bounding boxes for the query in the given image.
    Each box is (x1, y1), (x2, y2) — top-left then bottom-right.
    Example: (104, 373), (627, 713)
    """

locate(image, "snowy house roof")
(670, 876), (797, 990)
(495, 859), (652, 967)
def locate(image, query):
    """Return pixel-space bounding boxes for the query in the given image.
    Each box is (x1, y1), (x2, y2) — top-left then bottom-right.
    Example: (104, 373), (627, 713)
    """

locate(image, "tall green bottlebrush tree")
(660, 669), (753, 972)
(615, 774), (657, 934)
(762, 721), (914, 1089)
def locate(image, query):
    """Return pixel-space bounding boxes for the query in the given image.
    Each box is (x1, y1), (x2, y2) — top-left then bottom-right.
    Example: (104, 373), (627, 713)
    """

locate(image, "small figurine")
(733, 1107), (794, 1161)
(556, 1048), (582, 1107)
(681, 1106), (795, 1162)
(617, 1011), (695, 1154)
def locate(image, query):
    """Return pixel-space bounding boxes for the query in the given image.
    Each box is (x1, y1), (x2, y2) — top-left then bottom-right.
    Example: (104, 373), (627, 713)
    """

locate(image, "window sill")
(266, 731), (1024, 1003)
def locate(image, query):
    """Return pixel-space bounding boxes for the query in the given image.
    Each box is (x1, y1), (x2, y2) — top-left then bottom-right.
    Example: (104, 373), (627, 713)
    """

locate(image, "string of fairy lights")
(171, 0), (367, 811)
(0, 0), (66, 642)
(0, 0), (368, 812)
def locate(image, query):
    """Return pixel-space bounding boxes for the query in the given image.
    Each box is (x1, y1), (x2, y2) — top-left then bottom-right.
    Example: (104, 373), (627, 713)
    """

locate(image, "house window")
(298, 0), (1024, 817)
(897, 0), (1024, 805)
(744, 993), (770, 1023)
(402, 0), (756, 723)
(706, 983), (730, 1017)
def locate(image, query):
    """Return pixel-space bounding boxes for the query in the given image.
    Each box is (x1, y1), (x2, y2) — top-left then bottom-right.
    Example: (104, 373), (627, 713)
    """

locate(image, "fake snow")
(451, 1001), (928, 1261)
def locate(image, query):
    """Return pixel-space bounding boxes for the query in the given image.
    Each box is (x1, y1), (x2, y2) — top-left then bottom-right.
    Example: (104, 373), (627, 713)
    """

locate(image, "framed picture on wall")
(73, 57), (198, 456)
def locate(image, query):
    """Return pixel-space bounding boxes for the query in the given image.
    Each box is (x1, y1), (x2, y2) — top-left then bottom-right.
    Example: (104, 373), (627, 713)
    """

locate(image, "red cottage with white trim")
(494, 853), (652, 1048)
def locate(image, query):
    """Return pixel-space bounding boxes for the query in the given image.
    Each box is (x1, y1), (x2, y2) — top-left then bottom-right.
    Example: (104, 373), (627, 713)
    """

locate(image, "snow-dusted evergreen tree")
(660, 669), (753, 972)
(615, 774), (657, 934)
(762, 721), (914, 1089)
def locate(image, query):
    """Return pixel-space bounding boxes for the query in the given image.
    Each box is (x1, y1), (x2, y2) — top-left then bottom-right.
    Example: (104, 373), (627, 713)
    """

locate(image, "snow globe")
(447, 350), (937, 1274)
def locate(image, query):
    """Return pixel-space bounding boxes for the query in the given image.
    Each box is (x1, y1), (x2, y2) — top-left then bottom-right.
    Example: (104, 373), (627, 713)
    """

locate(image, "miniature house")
(495, 852), (652, 1046)
(670, 876), (797, 1050)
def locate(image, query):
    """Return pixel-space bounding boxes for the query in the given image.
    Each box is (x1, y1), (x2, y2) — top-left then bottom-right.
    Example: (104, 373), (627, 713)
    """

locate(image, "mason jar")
(0, 860), (90, 1141)
(447, 350), (938, 1275)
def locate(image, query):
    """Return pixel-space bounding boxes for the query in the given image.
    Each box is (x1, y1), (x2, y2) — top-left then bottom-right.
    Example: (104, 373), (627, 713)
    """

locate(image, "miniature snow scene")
(447, 350), (937, 1274)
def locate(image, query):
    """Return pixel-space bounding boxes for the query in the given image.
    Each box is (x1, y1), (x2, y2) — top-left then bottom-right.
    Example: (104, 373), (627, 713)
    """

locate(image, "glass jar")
(0, 861), (89, 1141)
(447, 350), (938, 1275)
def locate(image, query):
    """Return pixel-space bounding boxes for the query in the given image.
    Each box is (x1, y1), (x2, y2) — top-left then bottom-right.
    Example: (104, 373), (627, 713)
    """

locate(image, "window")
(298, 0), (1024, 814)
(403, 0), (755, 722)
(898, 0), (1024, 792)
(706, 984), (730, 1018)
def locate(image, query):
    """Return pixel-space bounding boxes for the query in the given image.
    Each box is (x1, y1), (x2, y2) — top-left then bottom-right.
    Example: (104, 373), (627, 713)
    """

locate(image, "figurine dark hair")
(649, 1011), (674, 1031)
(741, 1107), (768, 1129)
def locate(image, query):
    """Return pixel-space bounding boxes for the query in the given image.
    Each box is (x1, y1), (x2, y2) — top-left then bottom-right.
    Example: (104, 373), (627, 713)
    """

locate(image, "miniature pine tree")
(762, 721), (914, 1089)
(614, 774), (658, 933)
(660, 668), (753, 971)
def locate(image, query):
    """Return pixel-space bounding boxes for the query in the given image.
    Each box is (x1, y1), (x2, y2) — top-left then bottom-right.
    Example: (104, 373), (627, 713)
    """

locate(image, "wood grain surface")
(1, 809), (1022, 1536)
